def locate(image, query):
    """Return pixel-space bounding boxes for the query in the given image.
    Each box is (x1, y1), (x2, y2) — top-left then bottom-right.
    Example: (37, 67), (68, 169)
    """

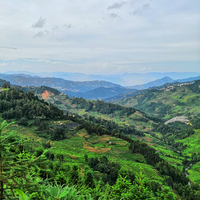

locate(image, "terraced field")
(6, 120), (162, 181)
(175, 129), (200, 157)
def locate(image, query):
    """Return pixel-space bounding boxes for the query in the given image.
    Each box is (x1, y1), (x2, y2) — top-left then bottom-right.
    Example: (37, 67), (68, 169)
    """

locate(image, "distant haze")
(3, 71), (200, 86)
(0, 0), (200, 74)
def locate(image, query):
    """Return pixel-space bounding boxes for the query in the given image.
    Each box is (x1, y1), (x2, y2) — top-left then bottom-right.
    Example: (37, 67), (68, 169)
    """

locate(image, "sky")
(0, 0), (200, 75)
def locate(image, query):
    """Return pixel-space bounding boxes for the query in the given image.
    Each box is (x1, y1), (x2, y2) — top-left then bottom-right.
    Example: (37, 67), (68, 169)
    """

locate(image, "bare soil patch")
(83, 142), (112, 153)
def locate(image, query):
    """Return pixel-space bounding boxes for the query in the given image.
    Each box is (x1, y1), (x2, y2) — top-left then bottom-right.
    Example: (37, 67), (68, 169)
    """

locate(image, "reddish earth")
(42, 90), (50, 99)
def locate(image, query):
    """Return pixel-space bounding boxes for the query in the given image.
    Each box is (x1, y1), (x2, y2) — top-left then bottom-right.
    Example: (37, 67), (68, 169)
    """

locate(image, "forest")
(0, 83), (200, 199)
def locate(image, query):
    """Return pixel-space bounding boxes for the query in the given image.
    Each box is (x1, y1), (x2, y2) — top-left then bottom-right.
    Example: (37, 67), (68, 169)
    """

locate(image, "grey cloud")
(143, 3), (150, 9)
(32, 17), (46, 28)
(52, 26), (59, 31)
(0, 46), (17, 50)
(35, 23), (73, 39)
(130, 9), (142, 15)
(33, 30), (49, 38)
(110, 13), (118, 18)
(63, 23), (73, 28)
(107, 2), (126, 10)
(109, 13), (123, 20)
(52, 24), (73, 32)
(130, 3), (150, 15)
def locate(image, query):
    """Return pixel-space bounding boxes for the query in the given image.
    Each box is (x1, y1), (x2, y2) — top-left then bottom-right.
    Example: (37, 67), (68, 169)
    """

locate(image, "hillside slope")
(1, 84), (200, 199)
(116, 79), (200, 120)
(36, 92), (163, 133)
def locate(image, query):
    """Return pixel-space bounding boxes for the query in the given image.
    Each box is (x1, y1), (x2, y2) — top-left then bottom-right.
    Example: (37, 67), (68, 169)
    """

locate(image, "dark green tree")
(20, 117), (28, 126)
(68, 165), (80, 186)
(84, 169), (95, 189)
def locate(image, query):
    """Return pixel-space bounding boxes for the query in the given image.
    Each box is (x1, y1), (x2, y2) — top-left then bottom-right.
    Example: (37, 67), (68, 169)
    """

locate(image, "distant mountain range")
(127, 76), (175, 90)
(4, 70), (200, 86)
(66, 87), (137, 100)
(0, 73), (121, 93)
(1, 72), (200, 101)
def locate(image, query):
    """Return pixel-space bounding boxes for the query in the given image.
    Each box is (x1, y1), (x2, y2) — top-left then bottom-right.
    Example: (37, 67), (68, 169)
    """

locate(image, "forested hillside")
(36, 91), (163, 133)
(0, 84), (63, 122)
(0, 79), (10, 87)
(115, 79), (200, 120)
(1, 84), (200, 199)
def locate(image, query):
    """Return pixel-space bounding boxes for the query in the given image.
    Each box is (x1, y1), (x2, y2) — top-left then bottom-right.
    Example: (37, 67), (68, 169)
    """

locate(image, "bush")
(20, 117), (28, 126)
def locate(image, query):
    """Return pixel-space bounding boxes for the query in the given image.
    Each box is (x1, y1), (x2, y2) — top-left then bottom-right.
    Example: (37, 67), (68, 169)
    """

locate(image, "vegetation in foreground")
(0, 84), (200, 199)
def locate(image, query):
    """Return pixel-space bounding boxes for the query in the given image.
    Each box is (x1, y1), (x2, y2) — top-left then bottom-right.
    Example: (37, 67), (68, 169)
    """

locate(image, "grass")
(175, 129), (200, 157)
(188, 162), (200, 184)
(163, 115), (171, 119)
(5, 120), (165, 181)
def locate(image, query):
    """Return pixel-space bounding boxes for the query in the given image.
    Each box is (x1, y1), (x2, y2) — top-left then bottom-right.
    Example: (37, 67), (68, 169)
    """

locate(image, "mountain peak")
(162, 76), (174, 81)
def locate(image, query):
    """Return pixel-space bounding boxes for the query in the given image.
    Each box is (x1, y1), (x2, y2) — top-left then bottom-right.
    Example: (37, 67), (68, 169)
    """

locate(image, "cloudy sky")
(0, 0), (200, 74)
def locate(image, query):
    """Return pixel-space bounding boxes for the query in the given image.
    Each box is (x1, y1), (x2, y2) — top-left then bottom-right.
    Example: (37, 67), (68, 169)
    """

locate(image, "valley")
(0, 78), (200, 199)
(1, 1), (200, 198)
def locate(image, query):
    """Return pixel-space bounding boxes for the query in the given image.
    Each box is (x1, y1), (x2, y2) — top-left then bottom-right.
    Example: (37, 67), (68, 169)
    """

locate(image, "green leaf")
(50, 187), (59, 197)
(58, 190), (70, 198)
(14, 189), (30, 200)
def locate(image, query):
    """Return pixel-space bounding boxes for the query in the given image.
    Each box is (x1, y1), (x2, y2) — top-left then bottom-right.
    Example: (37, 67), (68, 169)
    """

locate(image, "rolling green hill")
(1, 84), (200, 199)
(35, 90), (163, 134)
(105, 81), (184, 103)
(115, 79), (200, 121)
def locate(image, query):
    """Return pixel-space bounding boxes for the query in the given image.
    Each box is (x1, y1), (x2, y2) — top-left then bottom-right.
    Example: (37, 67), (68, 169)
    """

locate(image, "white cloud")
(0, 0), (199, 74)
(0, 63), (7, 66)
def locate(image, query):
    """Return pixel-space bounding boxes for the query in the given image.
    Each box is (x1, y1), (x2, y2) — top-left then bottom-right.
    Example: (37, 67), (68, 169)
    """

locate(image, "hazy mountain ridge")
(65, 87), (137, 100)
(4, 71), (200, 86)
(127, 76), (175, 90)
(0, 73), (121, 93)
(2, 73), (200, 101)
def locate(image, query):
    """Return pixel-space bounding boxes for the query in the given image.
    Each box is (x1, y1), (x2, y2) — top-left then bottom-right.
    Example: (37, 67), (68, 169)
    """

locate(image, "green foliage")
(111, 174), (132, 199)
(129, 139), (162, 166)
(68, 165), (81, 186)
(84, 169), (95, 189)
(116, 79), (200, 120)
(1, 82), (200, 200)
(51, 127), (66, 141)
(1, 82), (10, 88)
(34, 146), (44, 157)
(0, 87), (63, 121)
(88, 156), (121, 185)
(0, 115), (53, 199)
(20, 117), (28, 126)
